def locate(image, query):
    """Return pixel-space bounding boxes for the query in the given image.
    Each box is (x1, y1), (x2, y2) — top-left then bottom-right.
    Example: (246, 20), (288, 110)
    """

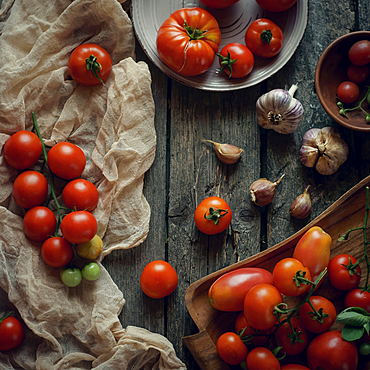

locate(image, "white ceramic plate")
(132, 0), (308, 91)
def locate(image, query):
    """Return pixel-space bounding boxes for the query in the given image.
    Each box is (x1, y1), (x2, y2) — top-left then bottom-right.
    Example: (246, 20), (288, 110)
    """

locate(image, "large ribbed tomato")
(156, 7), (221, 76)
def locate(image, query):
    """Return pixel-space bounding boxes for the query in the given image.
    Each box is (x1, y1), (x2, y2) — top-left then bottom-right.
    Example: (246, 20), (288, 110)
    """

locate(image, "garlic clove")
(289, 185), (312, 219)
(203, 140), (243, 164)
(250, 174), (285, 207)
(299, 145), (319, 167)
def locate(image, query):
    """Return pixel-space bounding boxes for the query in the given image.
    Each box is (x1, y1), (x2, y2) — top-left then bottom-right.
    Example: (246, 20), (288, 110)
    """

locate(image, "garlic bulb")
(299, 127), (349, 175)
(289, 185), (312, 219)
(256, 84), (304, 134)
(250, 174), (285, 207)
(203, 140), (243, 164)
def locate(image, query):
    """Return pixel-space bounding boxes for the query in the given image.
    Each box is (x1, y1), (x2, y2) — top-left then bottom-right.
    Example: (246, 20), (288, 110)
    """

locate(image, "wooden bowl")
(315, 31), (370, 132)
(183, 175), (370, 370)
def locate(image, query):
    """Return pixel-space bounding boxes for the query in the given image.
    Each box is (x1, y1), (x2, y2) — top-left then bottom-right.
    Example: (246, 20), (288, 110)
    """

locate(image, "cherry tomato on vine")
(344, 288), (370, 312)
(281, 365), (310, 370)
(41, 237), (74, 268)
(336, 81), (360, 104)
(3, 130), (42, 170)
(246, 347), (280, 370)
(347, 64), (370, 84)
(75, 234), (104, 260)
(23, 206), (57, 242)
(81, 262), (100, 281)
(328, 253), (361, 290)
(255, 0), (297, 12)
(62, 178), (99, 212)
(0, 313), (24, 351)
(199, 0), (239, 8)
(245, 18), (283, 58)
(60, 267), (82, 287)
(359, 342), (370, 356)
(194, 196), (232, 235)
(60, 211), (97, 244)
(68, 43), (112, 86)
(216, 332), (248, 365)
(349, 40), (370, 66)
(140, 260), (178, 299)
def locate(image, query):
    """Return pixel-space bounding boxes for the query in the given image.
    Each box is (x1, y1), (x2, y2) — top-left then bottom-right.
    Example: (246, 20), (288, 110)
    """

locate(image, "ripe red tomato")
(344, 288), (370, 312)
(140, 260), (178, 299)
(336, 81), (360, 104)
(306, 330), (358, 370)
(199, 0), (239, 8)
(245, 18), (283, 58)
(60, 211), (97, 244)
(47, 142), (86, 180)
(12, 170), (48, 209)
(348, 40), (370, 66)
(273, 257), (312, 296)
(156, 7), (221, 76)
(255, 0), (297, 12)
(281, 365), (310, 370)
(23, 206), (57, 242)
(68, 43), (112, 86)
(217, 43), (254, 78)
(244, 283), (282, 330)
(299, 295), (336, 333)
(41, 237), (74, 268)
(347, 64), (370, 84)
(328, 253), (361, 290)
(194, 196), (232, 235)
(0, 313), (24, 351)
(209, 267), (273, 311)
(3, 130), (42, 170)
(246, 347), (280, 370)
(216, 332), (248, 365)
(62, 179), (99, 212)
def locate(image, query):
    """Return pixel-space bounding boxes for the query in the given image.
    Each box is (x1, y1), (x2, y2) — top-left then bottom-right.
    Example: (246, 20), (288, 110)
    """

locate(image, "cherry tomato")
(328, 253), (361, 290)
(199, 0), (239, 8)
(194, 196), (232, 235)
(246, 347), (280, 370)
(281, 365), (310, 370)
(60, 211), (97, 244)
(306, 330), (358, 370)
(3, 130), (42, 170)
(47, 142), (86, 180)
(244, 283), (282, 330)
(292, 226), (332, 283)
(68, 43), (112, 86)
(273, 257), (312, 296)
(81, 262), (100, 281)
(60, 267), (82, 287)
(349, 40), (370, 66)
(75, 234), (104, 260)
(209, 267), (273, 311)
(156, 7), (221, 76)
(347, 64), (370, 84)
(41, 237), (74, 268)
(336, 81), (360, 104)
(62, 179), (99, 212)
(216, 332), (248, 365)
(23, 206), (57, 242)
(12, 170), (48, 209)
(255, 0), (297, 12)
(344, 288), (370, 312)
(217, 43), (254, 78)
(0, 313), (24, 351)
(359, 342), (370, 356)
(245, 18), (283, 58)
(140, 260), (178, 299)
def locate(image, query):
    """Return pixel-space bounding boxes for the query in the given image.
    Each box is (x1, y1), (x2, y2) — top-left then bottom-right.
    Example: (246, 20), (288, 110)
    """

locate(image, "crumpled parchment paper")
(0, 0), (186, 369)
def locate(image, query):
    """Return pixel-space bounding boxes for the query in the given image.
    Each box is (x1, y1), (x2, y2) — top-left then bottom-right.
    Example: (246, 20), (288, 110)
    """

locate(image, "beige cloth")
(0, 0), (186, 369)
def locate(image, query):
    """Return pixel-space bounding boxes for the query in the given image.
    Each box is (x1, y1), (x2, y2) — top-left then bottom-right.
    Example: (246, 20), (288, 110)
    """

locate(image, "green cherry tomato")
(82, 262), (101, 281)
(359, 342), (370, 356)
(60, 268), (82, 287)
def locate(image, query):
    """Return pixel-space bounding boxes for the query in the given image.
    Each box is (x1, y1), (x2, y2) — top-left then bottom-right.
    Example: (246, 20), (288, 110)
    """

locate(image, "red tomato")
(245, 18), (283, 58)
(41, 237), (74, 268)
(299, 295), (336, 333)
(12, 170), (48, 209)
(47, 142), (86, 180)
(292, 226), (332, 283)
(140, 260), (178, 299)
(281, 365), (310, 370)
(62, 179), (99, 212)
(244, 283), (282, 330)
(23, 206), (57, 242)
(60, 211), (97, 244)
(336, 81), (360, 104)
(216, 332), (248, 365)
(199, 0), (239, 8)
(255, 0), (297, 12)
(349, 40), (370, 66)
(209, 267), (273, 311)
(246, 347), (280, 370)
(156, 7), (221, 76)
(0, 313), (24, 351)
(3, 130), (42, 170)
(328, 253), (361, 290)
(347, 64), (370, 84)
(68, 43), (112, 86)
(194, 196), (232, 235)
(273, 257), (312, 296)
(307, 330), (358, 370)
(217, 43), (254, 78)
(344, 288), (370, 312)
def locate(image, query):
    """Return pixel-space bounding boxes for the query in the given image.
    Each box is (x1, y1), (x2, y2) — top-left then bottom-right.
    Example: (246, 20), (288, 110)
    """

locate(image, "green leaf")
(336, 307), (370, 327)
(364, 321), (370, 335)
(341, 325), (365, 341)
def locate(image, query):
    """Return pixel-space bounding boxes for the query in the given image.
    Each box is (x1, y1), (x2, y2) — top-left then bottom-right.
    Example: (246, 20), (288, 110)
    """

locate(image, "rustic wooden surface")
(1, 0), (370, 369)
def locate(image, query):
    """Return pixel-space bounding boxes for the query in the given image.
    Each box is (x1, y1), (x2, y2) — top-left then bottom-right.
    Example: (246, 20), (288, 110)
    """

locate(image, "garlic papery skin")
(289, 185), (312, 219)
(203, 140), (243, 164)
(299, 127), (349, 175)
(250, 174), (285, 207)
(256, 84), (304, 134)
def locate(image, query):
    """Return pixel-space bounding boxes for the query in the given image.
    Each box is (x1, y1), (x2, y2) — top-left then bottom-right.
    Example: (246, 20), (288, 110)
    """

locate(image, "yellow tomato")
(75, 234), (103, 260)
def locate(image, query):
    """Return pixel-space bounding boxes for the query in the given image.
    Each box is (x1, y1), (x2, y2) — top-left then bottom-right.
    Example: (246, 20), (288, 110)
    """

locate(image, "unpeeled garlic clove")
(250, 174), (285, 207)
(203, 140), (243, 164)
(289, 185), (312, 219)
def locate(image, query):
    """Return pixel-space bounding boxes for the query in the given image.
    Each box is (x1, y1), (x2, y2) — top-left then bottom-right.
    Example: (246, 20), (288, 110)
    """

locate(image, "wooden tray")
(183, 175), (370, 370)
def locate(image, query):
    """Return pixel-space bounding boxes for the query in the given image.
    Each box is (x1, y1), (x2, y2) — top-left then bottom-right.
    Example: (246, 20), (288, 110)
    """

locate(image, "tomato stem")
(204, 207), (229, 225)
(216, 51), (237, 78)
(183, 20), (207, 41)
(0, 311), (12, 324)
(86, 55), (105, 86)
(337, 85), (370, 121)
(260, 29), (273, 44)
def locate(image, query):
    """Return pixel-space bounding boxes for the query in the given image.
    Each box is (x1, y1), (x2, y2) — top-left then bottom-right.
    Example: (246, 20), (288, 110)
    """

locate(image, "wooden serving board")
(183, 175), (370, 370)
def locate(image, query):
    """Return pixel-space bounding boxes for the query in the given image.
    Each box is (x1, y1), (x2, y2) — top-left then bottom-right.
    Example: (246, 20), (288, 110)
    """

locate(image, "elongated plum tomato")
(209, 267), (273, 311)
(199, 0), (239, 8)
(216, 332), (248, 365)
(156, 7), (221, 76)
(246, 347), (280, 370)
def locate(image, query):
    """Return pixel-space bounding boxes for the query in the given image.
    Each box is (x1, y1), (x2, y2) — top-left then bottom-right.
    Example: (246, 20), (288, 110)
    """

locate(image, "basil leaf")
(340, 307), (370, 316)
(336, 311), (370, 327)
(341, 325), (365, 341)
(364, 321), (370, 335)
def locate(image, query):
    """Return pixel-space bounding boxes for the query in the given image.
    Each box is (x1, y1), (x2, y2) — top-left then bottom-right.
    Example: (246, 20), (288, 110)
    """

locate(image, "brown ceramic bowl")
(315, 31), (370, 132)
